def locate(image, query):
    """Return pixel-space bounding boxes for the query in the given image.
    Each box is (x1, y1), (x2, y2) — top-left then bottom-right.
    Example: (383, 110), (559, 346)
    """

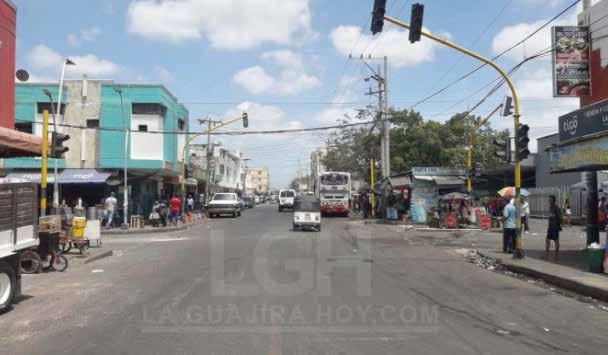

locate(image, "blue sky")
(14, 0), (590, 188)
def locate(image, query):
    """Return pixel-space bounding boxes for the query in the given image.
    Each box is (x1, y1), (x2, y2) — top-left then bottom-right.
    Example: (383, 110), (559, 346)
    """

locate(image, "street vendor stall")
(406, 167), (467, 224)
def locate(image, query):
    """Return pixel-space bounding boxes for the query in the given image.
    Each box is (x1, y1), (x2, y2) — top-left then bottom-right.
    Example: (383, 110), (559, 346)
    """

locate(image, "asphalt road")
(0, 204), (606, 354)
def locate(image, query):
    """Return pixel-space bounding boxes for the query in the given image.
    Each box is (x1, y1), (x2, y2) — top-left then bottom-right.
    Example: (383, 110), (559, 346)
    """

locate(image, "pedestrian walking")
(599, 196), (607, 230)
(546, 195), (562, 260)
(503, 199), (517, 253)
(564, 199), (571, 226)
(104, 192), (117, 229)
(521, 198), (530, 233)
(169, 194), (181, 226)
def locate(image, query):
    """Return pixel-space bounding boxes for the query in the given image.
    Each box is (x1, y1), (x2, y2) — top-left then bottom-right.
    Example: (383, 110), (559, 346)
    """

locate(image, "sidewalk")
(100, 223), (191, 235)
(350, 217), (608, 302)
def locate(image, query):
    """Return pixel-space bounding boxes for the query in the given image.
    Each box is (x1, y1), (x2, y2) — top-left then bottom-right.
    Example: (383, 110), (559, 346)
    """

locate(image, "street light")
(51, 58), (75, 209)
(42, 89), (59, 211)
(242, 158), (251, 196)
(113, 87), (129, 229)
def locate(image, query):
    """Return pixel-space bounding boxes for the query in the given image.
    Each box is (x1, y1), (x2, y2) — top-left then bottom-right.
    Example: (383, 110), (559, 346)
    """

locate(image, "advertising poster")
(552, 26), (591, 97)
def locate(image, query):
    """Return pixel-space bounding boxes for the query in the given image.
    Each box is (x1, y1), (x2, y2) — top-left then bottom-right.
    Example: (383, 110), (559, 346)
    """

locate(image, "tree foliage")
(321, 108), (509, 182)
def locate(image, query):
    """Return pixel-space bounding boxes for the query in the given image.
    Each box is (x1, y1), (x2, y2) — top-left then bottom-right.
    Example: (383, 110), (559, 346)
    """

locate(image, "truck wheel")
(278, 206), (282, 212)
(0, 261), (16, 311)
(20, 250), (41, 274)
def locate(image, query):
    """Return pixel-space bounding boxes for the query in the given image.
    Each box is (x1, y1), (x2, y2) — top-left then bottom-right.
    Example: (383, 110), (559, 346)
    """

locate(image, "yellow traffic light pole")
(384, 15), (524, 258)
(466, 103), (503, 193)
(40, 110), (49, 217)
(180, 113), (248, 206)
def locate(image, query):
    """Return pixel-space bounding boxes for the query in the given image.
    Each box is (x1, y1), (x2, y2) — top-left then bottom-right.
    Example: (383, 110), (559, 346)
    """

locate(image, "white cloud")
(330, 25), (445, 68)
(154, 65), (174, 83)
(233, 50), (321, 96)
(27, 45), (121, 77)
(67, 27), (102, 46)
(233, 66), (275, 95)
(126, 0), (313, 50)
(491, 7), (579, 62)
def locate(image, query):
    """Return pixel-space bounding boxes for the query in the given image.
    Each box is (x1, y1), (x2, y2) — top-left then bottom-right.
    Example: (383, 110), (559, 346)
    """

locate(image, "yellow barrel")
(72, 217), (86, 238)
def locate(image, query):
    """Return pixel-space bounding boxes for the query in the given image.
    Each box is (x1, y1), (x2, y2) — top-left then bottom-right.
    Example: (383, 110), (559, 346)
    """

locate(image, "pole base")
(120, 223), (129, 230)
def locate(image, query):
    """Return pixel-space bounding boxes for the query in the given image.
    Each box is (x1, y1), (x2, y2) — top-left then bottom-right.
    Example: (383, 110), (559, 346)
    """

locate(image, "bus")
(317, 172), (351, 216)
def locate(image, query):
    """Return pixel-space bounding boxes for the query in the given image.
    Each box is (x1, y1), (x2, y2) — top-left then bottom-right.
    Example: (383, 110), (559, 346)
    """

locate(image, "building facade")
(246, 167), (269, 195)
(310, 147), (327, 195)
(189, 143), (245, 196)
(2, 79), (189, 217)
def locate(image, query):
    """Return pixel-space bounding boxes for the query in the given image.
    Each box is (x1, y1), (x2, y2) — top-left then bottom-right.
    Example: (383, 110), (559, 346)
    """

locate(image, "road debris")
(91, 269), (104, 273)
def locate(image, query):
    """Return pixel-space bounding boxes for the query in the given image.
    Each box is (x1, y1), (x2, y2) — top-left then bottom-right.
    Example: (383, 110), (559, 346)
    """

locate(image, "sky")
(13, 0), (598, 188)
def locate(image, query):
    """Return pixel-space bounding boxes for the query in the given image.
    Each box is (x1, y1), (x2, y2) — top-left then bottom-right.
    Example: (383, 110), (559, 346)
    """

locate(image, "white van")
(278, 189), (296, 212)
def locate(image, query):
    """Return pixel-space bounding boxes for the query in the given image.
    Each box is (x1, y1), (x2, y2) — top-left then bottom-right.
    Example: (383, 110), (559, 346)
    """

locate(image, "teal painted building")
(4, 80), (190, 218)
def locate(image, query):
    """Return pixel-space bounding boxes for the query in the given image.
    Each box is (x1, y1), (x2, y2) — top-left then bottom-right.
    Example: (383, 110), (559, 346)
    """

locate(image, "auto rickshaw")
(293, 196), (321, 231)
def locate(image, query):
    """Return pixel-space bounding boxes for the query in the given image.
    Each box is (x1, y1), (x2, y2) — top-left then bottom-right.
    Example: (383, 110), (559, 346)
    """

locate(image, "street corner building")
(0, 79), (190, 218)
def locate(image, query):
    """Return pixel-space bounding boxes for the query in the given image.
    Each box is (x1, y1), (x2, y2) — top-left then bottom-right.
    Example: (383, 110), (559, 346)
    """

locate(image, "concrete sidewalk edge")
(478, 250), (608, 303)
(84, 250), (113, 264)
(101, 224), (191, 236)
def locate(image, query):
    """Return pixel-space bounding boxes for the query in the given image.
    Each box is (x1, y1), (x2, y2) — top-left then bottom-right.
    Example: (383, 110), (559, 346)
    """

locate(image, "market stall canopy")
(388, 175), (411, 187)
(439, 192), (472, 201)
(413, 174), (465, 186)
(5, 172), (55, 183)
(0, 126), (43, 158)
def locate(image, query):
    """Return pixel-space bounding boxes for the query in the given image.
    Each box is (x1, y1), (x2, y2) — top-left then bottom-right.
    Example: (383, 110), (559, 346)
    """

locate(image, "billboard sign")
(558, 99), (608, 143)
(552, 26), (591, 97)
(550, 135), (608, 172)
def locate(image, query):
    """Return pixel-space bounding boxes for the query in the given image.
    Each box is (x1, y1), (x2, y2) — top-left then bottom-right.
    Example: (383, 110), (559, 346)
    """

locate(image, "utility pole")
(197, 117), (223, 205)
(359, 55), (389, 179)
(382, 56), (390, 178)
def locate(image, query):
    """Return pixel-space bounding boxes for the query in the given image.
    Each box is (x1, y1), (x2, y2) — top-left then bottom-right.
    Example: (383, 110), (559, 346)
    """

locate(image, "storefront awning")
(388, 175), (411, 187)
(433, 176), (465, 186)
(5, 169), (110, 184)
(4, 172), (54, 183)
(59, 169), (111, 183)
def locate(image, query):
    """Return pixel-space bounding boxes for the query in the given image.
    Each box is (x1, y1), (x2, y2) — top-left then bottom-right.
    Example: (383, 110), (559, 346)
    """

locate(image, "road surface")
(0, 204), (606, 354)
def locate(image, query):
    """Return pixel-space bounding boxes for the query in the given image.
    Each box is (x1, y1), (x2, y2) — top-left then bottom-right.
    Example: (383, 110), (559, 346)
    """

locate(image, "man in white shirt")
(104, 192), (117, 228)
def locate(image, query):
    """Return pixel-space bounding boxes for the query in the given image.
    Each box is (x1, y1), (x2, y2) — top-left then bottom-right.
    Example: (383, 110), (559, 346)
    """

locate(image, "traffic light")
(50, 132), (70, 158)
(502, 96), (513, 116)
(492, 138), (511, 163)
(516, 124), (530, 161)
(370, 0), (387, 35)
(409, 3), (424, 43)
(242, 112), (249, 128)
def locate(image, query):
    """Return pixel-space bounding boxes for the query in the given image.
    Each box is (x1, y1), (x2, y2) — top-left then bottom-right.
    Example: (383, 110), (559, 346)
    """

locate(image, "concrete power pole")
(382, 56), (390, 178)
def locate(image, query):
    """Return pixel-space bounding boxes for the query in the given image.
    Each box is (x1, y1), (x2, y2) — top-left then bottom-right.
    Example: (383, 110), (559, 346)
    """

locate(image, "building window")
(258, 185), (263, 190)
(138, 124), (148, 132)
(14, 122), (33, 134)
(132, 103), (166, 116)
(86, 119), (99, 128)
(37, 102), (65, 115)
(220, 164), (225, 175)
(258, 171), (262, 175)
(178, 119), (185, 130)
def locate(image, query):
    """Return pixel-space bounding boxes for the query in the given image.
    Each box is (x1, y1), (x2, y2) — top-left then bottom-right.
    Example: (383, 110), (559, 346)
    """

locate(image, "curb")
(478, 250), (608, 303)
(84, 250), (113, 264)
(101, 224), (191, 236)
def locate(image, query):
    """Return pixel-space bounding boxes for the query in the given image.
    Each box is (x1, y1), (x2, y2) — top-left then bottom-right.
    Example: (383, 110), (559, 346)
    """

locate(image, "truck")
(0, 180), (39, 311)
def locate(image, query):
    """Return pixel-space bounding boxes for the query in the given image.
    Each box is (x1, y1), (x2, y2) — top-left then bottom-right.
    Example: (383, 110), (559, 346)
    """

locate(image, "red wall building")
(0, 0), (16, 128)
(579, 1), (608, 107)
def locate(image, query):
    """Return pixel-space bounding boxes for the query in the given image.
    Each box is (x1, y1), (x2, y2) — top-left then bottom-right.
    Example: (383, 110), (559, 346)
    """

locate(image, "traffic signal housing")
(502, 96), (513, 116)
(371, 0), (387, 34)
(242, 112), (249, 128)
(516, 124), (530, 161)
(50, 132), (70, 158)
(492, 138), (511, 163)
(409, 3), (424, 43)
